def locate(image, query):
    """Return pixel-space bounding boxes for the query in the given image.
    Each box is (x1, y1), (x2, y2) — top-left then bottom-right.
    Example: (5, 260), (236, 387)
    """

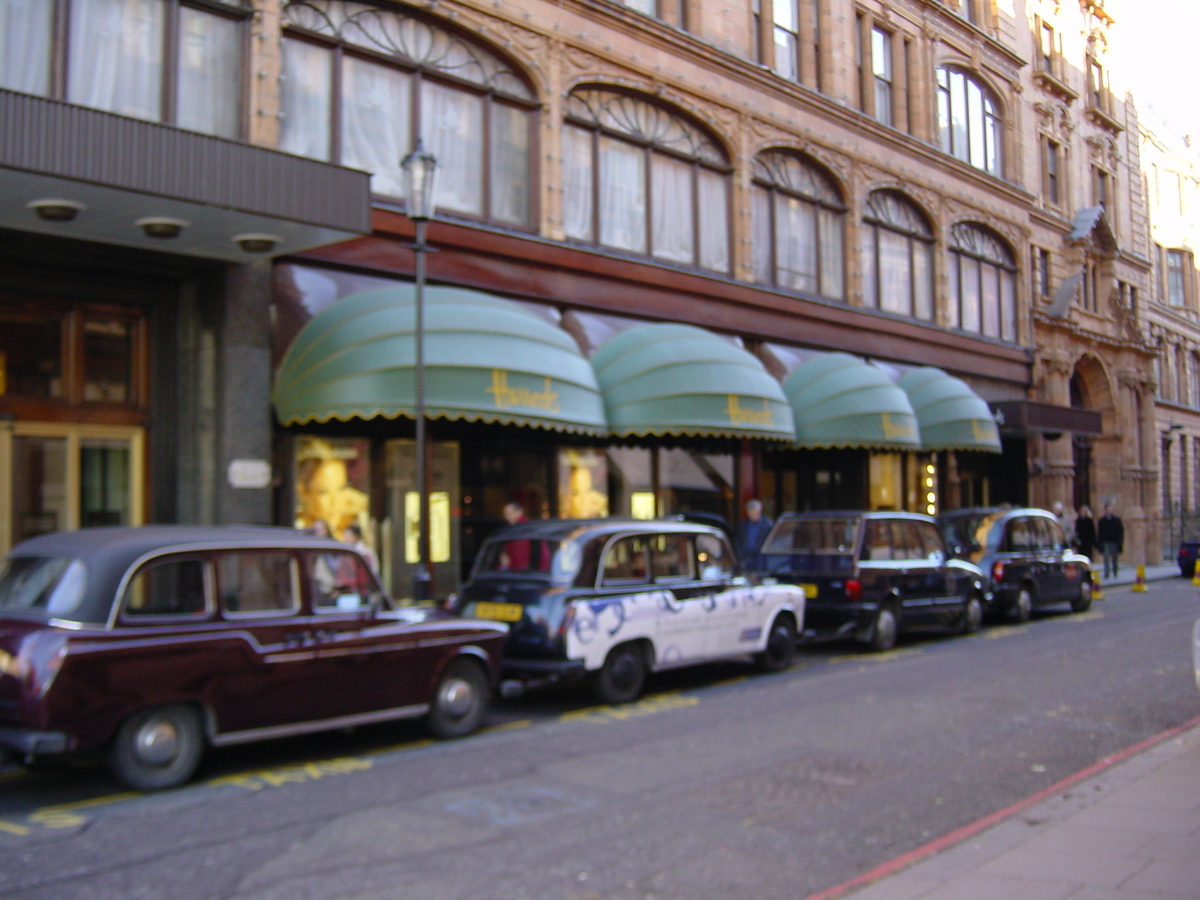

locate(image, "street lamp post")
(401, 139), (438, 602)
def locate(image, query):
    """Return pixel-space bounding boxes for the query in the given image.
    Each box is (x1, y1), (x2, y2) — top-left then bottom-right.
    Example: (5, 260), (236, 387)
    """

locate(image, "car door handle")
(282, 631), (312, 647)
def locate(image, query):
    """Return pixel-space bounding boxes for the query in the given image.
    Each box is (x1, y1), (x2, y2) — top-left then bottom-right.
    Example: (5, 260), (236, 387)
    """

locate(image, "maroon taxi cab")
(0, 526), (507, 791)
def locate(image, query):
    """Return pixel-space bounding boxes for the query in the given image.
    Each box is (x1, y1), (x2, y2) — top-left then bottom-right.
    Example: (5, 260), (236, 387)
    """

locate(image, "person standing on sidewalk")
(1098, 503), (1124, 578)
(1074, 505), (1097, 561)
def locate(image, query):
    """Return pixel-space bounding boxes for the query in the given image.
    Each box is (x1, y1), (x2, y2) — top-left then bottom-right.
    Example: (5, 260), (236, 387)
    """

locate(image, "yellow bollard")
(1091, 573), (1104, 601)
(1191, 564), (1200, 587)
(1132, 563), (1149, 593)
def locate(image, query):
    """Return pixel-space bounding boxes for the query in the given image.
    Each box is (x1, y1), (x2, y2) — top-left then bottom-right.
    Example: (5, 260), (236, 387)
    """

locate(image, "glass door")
(0, 423), (144, 553)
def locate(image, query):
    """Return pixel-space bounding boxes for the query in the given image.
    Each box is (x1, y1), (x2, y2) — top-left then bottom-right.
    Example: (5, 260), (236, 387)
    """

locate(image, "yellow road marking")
(828, 647), (924, 664)
(0, 820), (30, 836)
(559, 691), (699, 724)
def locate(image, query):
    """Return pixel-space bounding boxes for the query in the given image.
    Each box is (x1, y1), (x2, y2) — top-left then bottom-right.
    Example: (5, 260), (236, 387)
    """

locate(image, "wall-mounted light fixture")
(28, 199), (86, 222)
(135, 217), (189, 239)
(232, 233), (281, 254)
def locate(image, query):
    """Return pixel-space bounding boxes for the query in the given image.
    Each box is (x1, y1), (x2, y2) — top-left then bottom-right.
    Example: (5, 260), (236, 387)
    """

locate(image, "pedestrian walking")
(737, 499), (774, 570)
(1052, 501), (1075, 547)
(1097, 503), (1124, 578)
(1074, 505), (1097, 560)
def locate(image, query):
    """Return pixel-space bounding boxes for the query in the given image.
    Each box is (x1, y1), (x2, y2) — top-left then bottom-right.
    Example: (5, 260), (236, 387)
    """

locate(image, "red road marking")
(804, 713), (1200, 900)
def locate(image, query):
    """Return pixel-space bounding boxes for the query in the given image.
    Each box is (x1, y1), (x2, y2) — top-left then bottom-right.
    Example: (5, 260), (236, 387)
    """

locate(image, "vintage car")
(753, 511), (986, 651)
(449, 519), (805, 703)
(938, 507), (1093, 620)
(0, 526), (507, 791)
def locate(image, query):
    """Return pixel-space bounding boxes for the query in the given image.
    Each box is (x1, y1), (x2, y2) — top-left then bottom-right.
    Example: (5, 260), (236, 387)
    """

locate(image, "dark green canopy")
(590, 323), (794, 440)
(784, 353), (921, 450)
(272, 286), (607, 433)
(897, 367), (1002, 452)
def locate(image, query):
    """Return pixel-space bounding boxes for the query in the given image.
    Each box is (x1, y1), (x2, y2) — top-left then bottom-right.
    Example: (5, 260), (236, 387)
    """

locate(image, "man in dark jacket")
(737, 499), (774, 570)
(1097, 503), (1125, 578)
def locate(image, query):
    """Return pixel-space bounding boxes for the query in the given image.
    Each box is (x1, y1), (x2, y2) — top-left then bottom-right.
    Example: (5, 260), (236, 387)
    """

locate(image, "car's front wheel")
(593, 643), (647, 704)
(110, 704), (204, 792)
(428, 657), (489, 739)
(1071, 578), (1093, 613)
(755, 614), (796, 672)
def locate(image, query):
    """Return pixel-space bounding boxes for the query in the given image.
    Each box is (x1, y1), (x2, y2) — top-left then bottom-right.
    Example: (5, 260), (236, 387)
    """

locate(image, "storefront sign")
(725, 396), (774, 428)
(487, 370), (561, 413)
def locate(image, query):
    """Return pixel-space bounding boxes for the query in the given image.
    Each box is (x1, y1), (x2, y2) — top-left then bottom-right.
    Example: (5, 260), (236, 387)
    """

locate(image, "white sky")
(1111, 0), (1200, 138)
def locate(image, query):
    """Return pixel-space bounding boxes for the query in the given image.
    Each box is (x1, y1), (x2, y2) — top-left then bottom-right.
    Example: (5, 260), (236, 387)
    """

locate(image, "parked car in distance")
(937, 507), (1093, 621)
(0, 526), (508, 791)
(1177, 540), (1200, 578)
(449, 519), (805, 704)
(752, 511), (985, 651)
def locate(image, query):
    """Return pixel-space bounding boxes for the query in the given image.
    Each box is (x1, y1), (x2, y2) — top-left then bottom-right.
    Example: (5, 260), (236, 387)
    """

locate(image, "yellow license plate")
(474, 601), (524, 622)
(799, 583), (819, 599)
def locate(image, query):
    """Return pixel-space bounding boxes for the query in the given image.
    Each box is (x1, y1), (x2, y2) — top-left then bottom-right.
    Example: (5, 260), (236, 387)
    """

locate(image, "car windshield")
(0, 556), (88, 619)
(763, 517), (858, 555)
(475, 537), (578, 581)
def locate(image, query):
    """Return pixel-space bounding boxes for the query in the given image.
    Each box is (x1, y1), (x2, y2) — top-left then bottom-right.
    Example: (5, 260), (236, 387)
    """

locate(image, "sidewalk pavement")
(810, 567), (1200, 900)
(1098, 561), (1184, 589)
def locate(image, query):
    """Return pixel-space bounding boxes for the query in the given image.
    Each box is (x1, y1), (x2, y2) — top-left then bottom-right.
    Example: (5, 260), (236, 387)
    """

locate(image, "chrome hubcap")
(440, 678), (474, 719)
(135, 719), (180, 766)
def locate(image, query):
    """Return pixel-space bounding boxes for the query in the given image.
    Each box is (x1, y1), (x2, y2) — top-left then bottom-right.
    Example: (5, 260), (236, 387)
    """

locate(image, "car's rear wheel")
(755, 614), (796, 672)
(959, 593), (984, 635)
(593, 643), (647, 704)
(428, 657), (489, 739)
(1011, 586), (1034, 622)
(866, 604), (898, 652)
(1071, 579), (1093, 613)
(110, 704), (204, 792)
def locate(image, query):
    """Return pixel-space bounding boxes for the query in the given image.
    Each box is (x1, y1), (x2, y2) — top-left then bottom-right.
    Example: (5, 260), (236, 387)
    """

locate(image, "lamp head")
(400, 138), (439, 221)
(28, 199), (85, 222)
(135, 217), (189, 239)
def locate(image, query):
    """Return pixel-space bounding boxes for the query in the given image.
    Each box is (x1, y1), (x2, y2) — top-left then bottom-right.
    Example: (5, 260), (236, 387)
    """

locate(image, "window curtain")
(960, 257), (981, 332)
(947, 254), (962, 330)
(981, 262), (1001, 337)
(599, 136), (646, 252)
(861, 227), (878, 309)
(818, 208), (844, 299)
(490, 103), (531, 225)
(776, 194), (817, 291)
(651, 154), (694, 264)
(176, 7), (240, 138)
(1000, 270), (1016, 341)
(421, 81), (484, 216)
(0, 0), (52, 94)
(913, 240), (933, 321)
(878, 229), (911, 315)
(67, 0), (163, 121)
(341, 57), (411, 198)
(562, 125), (594, 241)
(751, 187), (772, 284)
(279, 38), (332, 160)
(697, 168), (729, 272)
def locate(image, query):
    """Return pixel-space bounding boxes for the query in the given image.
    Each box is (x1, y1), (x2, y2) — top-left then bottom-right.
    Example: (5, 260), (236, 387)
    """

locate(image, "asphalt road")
(2, 579), (1199, 900)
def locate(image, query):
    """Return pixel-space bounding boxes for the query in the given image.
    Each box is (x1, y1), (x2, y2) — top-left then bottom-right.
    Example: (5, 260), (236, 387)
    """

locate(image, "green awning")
(591, 323), (794, 440)
(272, 286), (607, 433)
(897, 367), (1002, 452)
(784, 353), (921, 450)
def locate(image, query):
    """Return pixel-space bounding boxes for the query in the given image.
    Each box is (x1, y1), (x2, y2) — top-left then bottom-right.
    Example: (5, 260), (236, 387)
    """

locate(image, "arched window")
(861, 191), (934, 320)
(562, 89), (731, 273)
(751, 151), (845, 299)
(280, 1), (536, 226)
(936, 68), (1002, 176)
(948, 223), (1017, 341)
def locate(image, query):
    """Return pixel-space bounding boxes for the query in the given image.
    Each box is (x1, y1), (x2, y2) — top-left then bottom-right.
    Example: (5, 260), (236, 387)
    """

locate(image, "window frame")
(281, 3), (539, 228)
(948, 222), (1018, 342)
(936, 66), (1002, 176)
(216, 550), (302, 618)
(562, 88), (733, 273)
(861, 190), (935, 321)
(1168, 249), (1191, 308)
(751, 150), (846, 300)
(1043, 137), (1062, 206)
(119, 554), (212, 624)
(10, 0), (252, 139)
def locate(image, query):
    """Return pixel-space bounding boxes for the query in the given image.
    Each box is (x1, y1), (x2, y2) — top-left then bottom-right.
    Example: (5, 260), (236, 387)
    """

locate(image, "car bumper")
(800, 603), (875, 639)
(499, 656), (587, 697)
(0, 726), (71, 758)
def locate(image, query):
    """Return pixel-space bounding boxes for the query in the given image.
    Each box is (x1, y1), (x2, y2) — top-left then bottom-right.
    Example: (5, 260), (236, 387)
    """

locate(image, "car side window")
(307, 550), (378, 612)
(122, 556), (208, 619)
(602, 536), (650, 586)
(651, 533), (695, 582)
(696, 533), (733, 579)
(894, 521), (926, 561)
(861, 520), (892, 561)
(217, 551), (298, 616)
(913, 521), (944, 559)
(1041, 518), (1066, 551)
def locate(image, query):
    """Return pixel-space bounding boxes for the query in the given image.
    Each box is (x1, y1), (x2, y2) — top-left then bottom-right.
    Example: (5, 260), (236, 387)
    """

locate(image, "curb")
(803, 712), (1200, 900)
